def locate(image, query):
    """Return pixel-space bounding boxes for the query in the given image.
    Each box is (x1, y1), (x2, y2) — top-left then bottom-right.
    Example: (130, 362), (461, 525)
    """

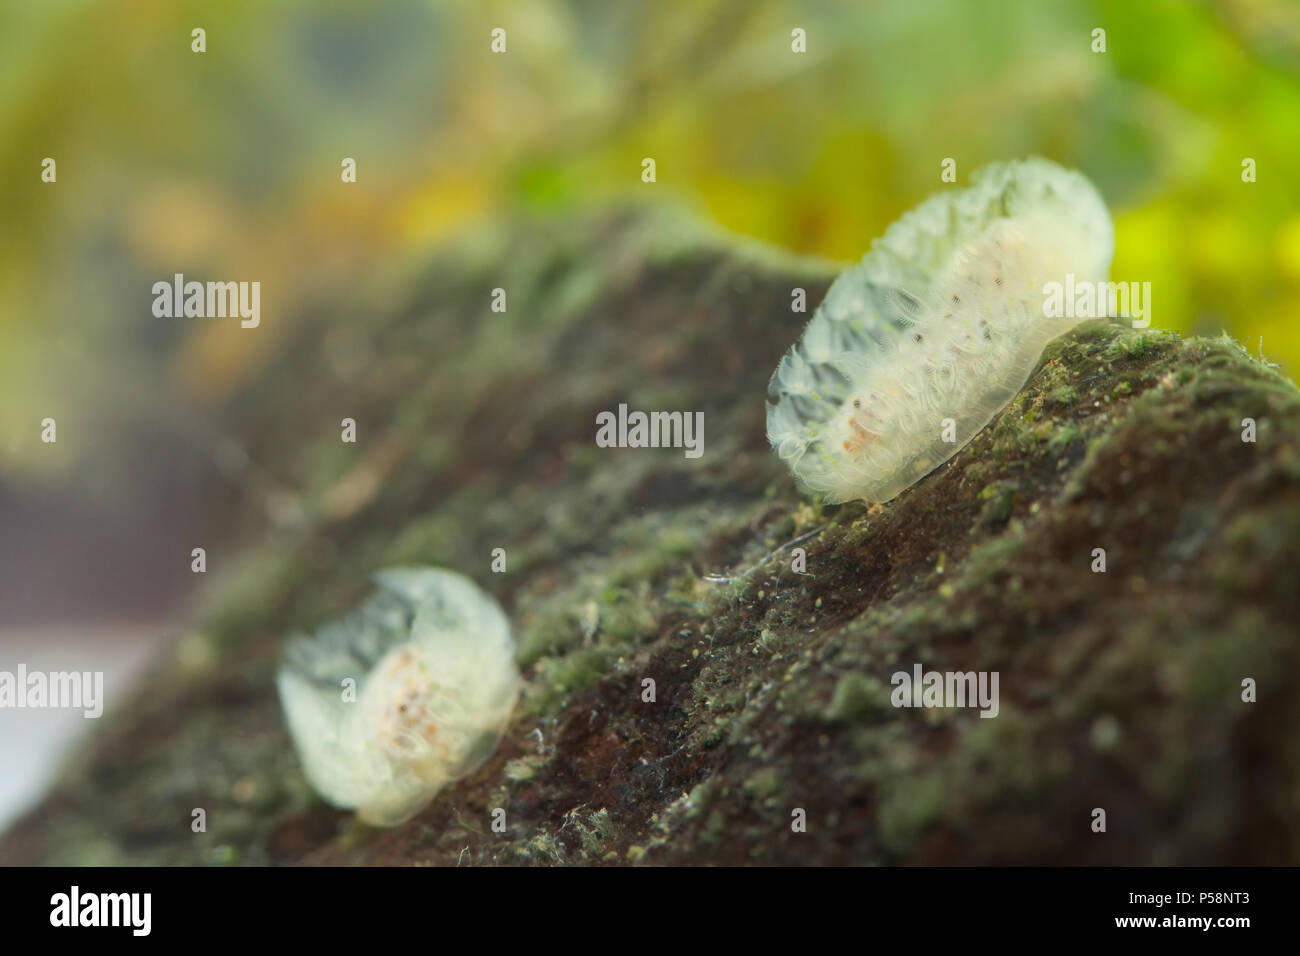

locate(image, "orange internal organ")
(841, 398), (882, 455)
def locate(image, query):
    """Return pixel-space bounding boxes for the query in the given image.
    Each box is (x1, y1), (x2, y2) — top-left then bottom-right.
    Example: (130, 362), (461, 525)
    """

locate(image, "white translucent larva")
(276, 567), (519, 826)
(766, 157), (1115, 504)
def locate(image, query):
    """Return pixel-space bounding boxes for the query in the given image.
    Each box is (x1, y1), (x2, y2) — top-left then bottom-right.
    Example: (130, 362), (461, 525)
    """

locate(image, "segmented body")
(277, 568), (518, 826)
(766, 158), (1115, 503)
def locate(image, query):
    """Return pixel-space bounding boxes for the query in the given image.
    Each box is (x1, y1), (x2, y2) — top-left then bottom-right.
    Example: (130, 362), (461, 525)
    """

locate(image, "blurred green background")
(2, 0), (1299, 485)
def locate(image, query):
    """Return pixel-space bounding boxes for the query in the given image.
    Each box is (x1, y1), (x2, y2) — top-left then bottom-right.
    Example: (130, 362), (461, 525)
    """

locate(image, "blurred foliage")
(1, 0), (1298, 480)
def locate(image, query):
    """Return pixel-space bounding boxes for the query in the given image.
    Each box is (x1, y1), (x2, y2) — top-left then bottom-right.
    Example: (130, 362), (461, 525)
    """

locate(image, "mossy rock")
(4, 207), (1299, 866)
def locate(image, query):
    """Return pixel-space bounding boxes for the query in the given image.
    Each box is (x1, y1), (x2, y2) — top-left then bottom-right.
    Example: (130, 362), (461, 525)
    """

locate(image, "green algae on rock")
(2, 208), (1298, 866)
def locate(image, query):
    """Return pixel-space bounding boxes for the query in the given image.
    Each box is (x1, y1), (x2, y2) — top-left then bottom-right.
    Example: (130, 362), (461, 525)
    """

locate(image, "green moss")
(517, 608), (584, 669)
(975, 480), (1017, 531)
(878, 771), (947, 856)
(744, 768), (783, 803)
(606, 522), (708, 588)
(1103, 327), (1176, 361)
(528, 646), (614, 713)
(10, 210), (1300, 868)
(570, 807), (618, 858)
(1045, 423), (1081, 458)
(701, 810), (727, 846)
(1045, 383), (1077, 407)
(824, 672), (891, 723)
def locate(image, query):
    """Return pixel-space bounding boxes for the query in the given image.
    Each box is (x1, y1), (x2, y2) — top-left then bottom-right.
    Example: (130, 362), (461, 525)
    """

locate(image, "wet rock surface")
(4, 208), (1298, 865)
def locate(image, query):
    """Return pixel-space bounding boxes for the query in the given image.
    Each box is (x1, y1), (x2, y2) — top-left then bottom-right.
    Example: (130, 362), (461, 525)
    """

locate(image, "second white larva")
(277, 567), (519, 826)
(766, 157), (1115, 504)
